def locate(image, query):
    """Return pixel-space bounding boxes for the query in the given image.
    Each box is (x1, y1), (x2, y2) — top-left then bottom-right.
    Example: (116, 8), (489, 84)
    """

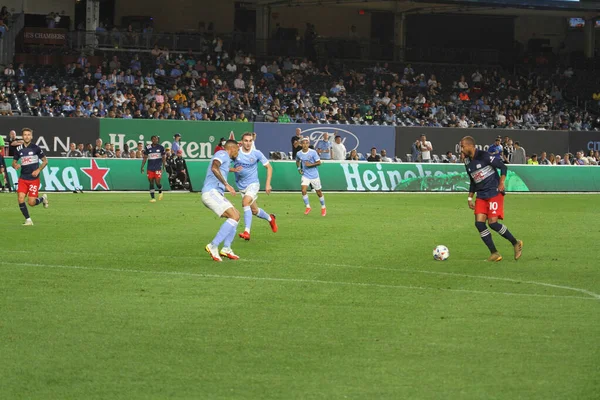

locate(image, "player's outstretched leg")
(489, 222), (523, 260)
(157, 183), (163, 201)
(316, 190), (326, 216)
(149, 182), (156, 202)
(255, 207), (277, 233)
(475, 220), (502, 261)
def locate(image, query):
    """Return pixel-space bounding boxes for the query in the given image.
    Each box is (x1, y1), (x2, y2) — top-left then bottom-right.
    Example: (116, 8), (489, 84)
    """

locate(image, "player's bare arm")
(12, 159), (20, 170)
(32, 157), (48, 178)
(264, 162), (273, 194)
(211, 159), (236, 196)
(296, 159), (303, 174)
(229, 166), (243, 172)
(305, 160), (321, 167)
(140, 154), (147, 173)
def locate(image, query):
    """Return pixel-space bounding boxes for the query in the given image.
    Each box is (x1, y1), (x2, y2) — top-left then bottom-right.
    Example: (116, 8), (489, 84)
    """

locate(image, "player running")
(460, 136), (523, 262)
(296, 137), (326, 216)
(234, 132), (278, 241)
(202, 139), (241, 262)
(12, 128), (49, 226)
(140, 135), (166, 203)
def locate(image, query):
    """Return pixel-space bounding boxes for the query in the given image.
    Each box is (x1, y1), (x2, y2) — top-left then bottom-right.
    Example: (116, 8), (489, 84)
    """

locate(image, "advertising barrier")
(23, 28), (67, 45)
(395, 127), (571, 160)
(4, 158), (170, 191)
(568, 131), (600, 154)
(0, 117), (99, 157)
(99, 120), (253, 159)
(254, 122), (397, 158)
(4, 158), (599, 192)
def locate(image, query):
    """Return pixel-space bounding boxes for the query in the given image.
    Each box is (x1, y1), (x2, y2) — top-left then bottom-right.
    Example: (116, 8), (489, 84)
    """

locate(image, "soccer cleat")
(487, 252), (503, 262)
(514, 240), (523, 260)
(205, 244), (222, 262)
(42, 194), (49, 209)
(23, 219), (34, 226)
(239, 231), (251, 241)
(150, 198), (157, 203)
(269, 214), (278, 232)
(321, 208), (327, 217)
(304, 207), (311, 215)
(219, 248), (240, 260)
(158, 193), (164, 201)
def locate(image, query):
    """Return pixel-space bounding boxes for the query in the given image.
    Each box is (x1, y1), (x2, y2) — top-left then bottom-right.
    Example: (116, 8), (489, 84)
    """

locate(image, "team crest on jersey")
(476, 164), (481, 168)
(28, 152), (33, 155)
(250, 157), (255, 162)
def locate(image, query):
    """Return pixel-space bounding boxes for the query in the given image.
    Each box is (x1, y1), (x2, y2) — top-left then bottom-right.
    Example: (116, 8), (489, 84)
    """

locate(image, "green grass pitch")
(0, 192), (598, 399)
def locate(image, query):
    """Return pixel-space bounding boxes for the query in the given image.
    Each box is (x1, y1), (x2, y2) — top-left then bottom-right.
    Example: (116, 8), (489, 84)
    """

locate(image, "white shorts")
(201, 189), (234, 217)
(239, 182), (260, 204)
(301, 176), (322, 190)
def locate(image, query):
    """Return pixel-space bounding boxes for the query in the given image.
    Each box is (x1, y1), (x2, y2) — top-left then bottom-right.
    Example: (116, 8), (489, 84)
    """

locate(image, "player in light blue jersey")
(233, 132), (278, 241)
(296, 137), (326, 216)
(201, 140), (241, 262)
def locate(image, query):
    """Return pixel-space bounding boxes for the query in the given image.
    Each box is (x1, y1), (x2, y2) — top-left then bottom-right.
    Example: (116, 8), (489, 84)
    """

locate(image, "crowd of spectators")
(1, 41), (598, 132)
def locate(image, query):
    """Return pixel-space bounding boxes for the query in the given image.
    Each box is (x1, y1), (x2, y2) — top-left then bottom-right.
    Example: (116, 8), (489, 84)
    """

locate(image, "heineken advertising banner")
(253, 123), (397, 158)
(99, 120), (253, 159)
(0, 117), (98, 156)
(395, 127), (571, 160)
(4, 158), (170, 191)
(186, 161), (600, 193)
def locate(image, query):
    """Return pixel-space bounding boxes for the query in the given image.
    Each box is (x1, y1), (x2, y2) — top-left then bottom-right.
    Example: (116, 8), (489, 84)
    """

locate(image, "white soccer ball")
(433, 245), (450, 261)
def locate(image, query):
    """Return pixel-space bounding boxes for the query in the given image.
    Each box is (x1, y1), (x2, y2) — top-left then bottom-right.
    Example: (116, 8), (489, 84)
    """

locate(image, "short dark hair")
(22, 127), (33, 134)
(461, 136), (476, 146)
(371, 147), (377, 151)
(335, 135), (341, 139)
(514, 141), (520, 146)
(532, 153), (537, 158)
(225, 139), (238, 147)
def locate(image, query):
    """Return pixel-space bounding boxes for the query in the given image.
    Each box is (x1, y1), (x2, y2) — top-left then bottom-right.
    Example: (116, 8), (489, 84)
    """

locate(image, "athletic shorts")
(18, 178), (40, 198)
(201, 189), (234, 217)
(475, 193), (504, 220)
(147, 170), (162, 180)
(301, 176), (322, 191)
(239, 182), (260, 203)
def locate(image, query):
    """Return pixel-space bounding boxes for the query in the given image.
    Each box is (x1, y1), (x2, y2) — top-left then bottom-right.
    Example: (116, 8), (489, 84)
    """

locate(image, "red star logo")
(228, 131), (236, 140)
(80, 159), (110, 190)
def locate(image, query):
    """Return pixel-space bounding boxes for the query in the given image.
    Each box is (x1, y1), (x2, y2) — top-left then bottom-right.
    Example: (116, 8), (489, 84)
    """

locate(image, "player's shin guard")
(319, 196), (325, 209)
(157, 184), (163, 194)
(489, 222), (518, 245)
(256, 208), (272, 221)
(212, 218), (237, 247)
(149, 183), (155, 199)
(476, 221), (497, 253)
(243, 206), (252, 233)
(223, 219), (239, 248)
(302, 195), (310, 208)
(19, 203), (30, 219)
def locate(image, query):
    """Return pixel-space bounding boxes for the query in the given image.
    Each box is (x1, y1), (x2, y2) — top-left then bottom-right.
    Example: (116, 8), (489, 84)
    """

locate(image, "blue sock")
(476, 221), (497, 253)
(489, 222), (518, 245)
(302, 195), (310, 207)
(149, 183), (155, 199)
(243, 206), (252, 232)
(19, 203), (30, 219)
(223, 219), (239, 248)
(319, 196), (325, 208)
(34, 198), (43, 206)
(256, 208), (271, 221)
(211, 219), (236, 247)
(157, 184), (163, 194)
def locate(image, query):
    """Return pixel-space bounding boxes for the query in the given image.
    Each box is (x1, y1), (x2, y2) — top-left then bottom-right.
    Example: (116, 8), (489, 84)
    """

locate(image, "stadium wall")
(5, 159), (599, 193)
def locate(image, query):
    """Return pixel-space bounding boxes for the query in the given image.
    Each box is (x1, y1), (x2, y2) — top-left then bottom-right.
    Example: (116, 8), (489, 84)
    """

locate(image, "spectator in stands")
(489, 137), (503, 160)
(512, 142), (526, 164)
(93, 139), (106, 158)
(380, 150), (392, 162)
(331, 135), (346, 161)
(0, 96), (12, 115)
(315, 133), (332, 160)
(347, 149), (359, 161)
(172, 133), (182, 154)
(417, 134), (432, 163)
(574, 151), (587, 165)
(104, 143), (115, 158)
(0, 19), (8, 37)
(367, 147), (381, 162)
(214, 137), (226, 153)
(527, 154), (539, 165)
(502, 138), (514, 163)
(538, 152), (550, 165)
(411, 138), (420, 162)
(66, 143), (82, 157)
(443, 151), (458, 163)
(4, 63), (14, 77)
(561, 153), (572, 165)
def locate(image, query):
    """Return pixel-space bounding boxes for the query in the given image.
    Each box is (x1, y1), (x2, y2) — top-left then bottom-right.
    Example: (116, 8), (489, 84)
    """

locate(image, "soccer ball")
(433, 245), (450, 261)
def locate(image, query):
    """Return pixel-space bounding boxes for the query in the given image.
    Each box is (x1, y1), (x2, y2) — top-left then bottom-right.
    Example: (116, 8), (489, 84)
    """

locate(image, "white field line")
(33, 191), (600, 195)
(1, 255), (598, 301)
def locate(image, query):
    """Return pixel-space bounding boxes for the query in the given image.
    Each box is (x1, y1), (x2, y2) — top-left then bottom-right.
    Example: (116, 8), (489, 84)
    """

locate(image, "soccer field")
(0, 192), (598, 399)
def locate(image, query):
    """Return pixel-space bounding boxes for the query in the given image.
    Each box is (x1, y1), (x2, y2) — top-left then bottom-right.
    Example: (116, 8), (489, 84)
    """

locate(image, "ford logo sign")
(302, 127), (360, 152)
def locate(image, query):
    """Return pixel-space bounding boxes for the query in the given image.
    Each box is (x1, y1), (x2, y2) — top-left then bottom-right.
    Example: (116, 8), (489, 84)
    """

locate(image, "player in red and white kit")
(461, 136), (523, 262)
(140, 135), (166, 203)
(12, 127), (49, 226)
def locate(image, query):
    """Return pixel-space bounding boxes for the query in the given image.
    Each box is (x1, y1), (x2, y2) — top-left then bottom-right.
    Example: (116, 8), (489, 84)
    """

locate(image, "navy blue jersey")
(464, 149), (507, 199)
(144, 144), (165, 171)
(14, 143), (45, 180)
